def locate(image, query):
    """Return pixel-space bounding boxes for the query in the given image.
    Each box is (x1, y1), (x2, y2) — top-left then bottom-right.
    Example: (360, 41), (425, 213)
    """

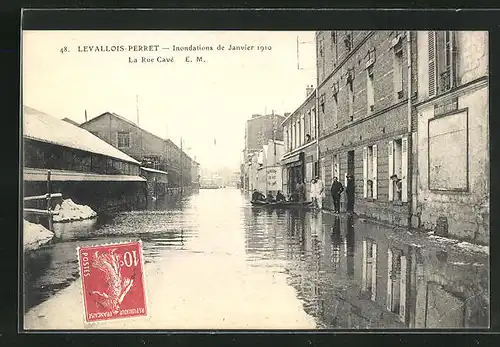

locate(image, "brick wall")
(317, 31), (413, 226)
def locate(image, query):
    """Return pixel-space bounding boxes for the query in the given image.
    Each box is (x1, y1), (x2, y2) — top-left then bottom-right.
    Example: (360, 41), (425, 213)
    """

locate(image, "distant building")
(242, 112), (285, 191)
(248, 139), (284, 195)
(80, 111), (196, 189)
(23, 106), (146, 212)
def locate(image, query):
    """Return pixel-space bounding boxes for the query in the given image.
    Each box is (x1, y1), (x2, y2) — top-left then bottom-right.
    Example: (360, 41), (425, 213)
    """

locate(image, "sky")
(22, 31), (316, 172)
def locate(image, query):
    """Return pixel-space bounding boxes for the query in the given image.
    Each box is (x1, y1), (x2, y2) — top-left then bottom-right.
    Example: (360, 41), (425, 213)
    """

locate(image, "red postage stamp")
(77, 241), (147, 323)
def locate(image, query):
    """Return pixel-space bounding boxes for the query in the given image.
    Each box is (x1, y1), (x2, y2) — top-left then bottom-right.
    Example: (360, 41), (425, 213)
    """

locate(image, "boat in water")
(250, 200), (313, 209)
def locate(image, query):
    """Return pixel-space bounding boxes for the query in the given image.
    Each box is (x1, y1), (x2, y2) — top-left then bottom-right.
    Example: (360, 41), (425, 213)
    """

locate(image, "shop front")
(281, 152), (304, 196)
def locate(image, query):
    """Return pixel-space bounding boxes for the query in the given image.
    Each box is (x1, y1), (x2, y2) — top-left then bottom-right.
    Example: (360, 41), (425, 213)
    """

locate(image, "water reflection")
(25, 188), (489, 329)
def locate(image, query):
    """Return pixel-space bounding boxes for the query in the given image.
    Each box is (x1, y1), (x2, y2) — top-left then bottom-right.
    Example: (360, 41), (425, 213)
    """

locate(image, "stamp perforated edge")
(76, 239), (149, 326)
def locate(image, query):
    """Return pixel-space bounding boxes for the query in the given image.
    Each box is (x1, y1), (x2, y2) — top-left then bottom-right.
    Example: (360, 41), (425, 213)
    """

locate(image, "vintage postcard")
(21, 27), (489, 330)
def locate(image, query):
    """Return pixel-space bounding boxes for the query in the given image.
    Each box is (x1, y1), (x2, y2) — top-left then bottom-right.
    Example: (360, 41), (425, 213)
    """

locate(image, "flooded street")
(24, 188), (489, 330)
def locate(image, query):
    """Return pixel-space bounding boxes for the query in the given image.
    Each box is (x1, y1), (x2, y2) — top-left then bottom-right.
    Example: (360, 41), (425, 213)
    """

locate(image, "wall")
(416, 86), (489, 243)
(415, 31), (489, 244)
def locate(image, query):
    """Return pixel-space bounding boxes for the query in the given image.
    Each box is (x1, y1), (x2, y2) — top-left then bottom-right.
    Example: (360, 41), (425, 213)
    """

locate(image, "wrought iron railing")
(440, 69), (452, 92)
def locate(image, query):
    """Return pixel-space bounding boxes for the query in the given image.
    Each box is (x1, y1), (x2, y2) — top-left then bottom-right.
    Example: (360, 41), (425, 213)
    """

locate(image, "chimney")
(84, 109), (88, 122)
(306, 85), (314, 97)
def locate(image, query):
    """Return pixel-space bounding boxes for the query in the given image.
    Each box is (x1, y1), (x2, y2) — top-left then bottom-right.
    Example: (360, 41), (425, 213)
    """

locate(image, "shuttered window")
(428, 31), (436, 97)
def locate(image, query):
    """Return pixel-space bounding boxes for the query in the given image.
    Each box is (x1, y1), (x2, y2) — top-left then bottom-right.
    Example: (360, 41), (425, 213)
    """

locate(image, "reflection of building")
(414, 31), (489, 244)
(353, 216), (489, 328)
(281, 86), (318, 198)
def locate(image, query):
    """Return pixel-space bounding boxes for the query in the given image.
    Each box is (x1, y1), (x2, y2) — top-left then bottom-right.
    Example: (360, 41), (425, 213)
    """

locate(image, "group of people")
(251, 172), (403, 211)
(251, 189), (287, 203)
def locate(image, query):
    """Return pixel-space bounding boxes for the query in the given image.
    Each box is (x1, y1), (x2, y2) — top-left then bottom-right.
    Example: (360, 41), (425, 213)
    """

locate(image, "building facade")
(23, 106), (147, 213)
(316, 31), (417, 226)
(281, 88), (318, 199)
(248, 140), (284, 194)
(80, 112), (196, 189)
(242, 113), (286, 191)
(414, 31), (489, 244)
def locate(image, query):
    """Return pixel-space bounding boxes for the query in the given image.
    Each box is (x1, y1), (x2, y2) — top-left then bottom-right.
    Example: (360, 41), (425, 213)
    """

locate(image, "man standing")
(330, 176), (344, 213)
(310, 178), (317, 208)
(315, 175), (325, 210)
(297, 179), (306, 202)
(390, 174), (402, 201)
(346, 174), (355, 212)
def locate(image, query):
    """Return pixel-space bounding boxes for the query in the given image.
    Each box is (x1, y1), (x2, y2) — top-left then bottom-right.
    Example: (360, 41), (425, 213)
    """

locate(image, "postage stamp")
(77, 241), (147, 323)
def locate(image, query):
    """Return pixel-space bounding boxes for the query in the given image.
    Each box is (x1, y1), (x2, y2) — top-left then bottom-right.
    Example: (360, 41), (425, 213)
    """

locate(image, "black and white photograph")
(21, 28), (489, 330)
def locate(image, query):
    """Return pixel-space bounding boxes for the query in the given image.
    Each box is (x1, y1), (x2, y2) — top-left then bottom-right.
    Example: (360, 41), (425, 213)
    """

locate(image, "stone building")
(281, 86), (318, 199)
(80, 112), (195, 189)
(414, 31), (489, 244)
(316, 31), (417, 226)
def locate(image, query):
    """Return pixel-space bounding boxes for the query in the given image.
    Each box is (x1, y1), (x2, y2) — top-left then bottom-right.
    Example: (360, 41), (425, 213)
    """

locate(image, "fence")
(23, 170), (61, 230)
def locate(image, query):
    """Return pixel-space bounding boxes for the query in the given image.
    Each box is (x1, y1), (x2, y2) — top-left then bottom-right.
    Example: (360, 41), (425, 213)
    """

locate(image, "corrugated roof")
(23, 106), (140, 165)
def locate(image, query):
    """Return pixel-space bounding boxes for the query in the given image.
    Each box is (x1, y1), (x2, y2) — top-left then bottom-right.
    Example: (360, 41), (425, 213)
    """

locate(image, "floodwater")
(23, 188), (489, 330)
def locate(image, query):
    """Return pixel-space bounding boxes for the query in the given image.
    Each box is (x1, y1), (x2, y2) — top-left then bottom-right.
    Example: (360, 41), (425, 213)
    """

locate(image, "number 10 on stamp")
(77, 241), (147, 323)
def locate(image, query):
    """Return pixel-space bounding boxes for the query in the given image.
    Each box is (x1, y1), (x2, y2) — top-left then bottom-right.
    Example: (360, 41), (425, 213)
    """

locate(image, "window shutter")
(401, 136), (408, 202)
(363, 147), (368, 198)
(386, 248), (393, 311)
(400, 255), (407, 322)
(371, 243), (378, 301)
(361, 240), (367, 291)
(450, 31), (458, 88)
(388, 141), (394, 201)
(428, 31), (437, 97)
(372, 144), (378, 199)
(436, 31), (447, 93)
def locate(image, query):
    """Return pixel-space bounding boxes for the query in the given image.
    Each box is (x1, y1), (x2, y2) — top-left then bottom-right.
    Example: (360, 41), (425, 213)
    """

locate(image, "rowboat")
(250, 200), (313, 209)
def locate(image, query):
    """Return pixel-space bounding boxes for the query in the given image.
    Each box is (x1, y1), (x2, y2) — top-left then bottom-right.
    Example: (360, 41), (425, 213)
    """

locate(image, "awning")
(281, 153), (302, 166)
(23, 168), (147, 182)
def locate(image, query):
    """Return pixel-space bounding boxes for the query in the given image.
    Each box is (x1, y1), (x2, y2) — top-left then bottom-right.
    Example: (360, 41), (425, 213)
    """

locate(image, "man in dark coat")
(330, 176), (344, 213)
(346, 174), (355, 212)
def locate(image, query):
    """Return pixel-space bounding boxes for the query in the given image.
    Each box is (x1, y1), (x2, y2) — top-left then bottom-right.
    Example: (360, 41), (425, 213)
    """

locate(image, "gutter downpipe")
(315, 33), (321, 183)
(406, 30), (415, 227)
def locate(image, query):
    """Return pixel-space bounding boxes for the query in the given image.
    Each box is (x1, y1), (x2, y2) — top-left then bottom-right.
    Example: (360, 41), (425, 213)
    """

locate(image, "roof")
(140, 167), (168, 175)
(23, 106), (140, 165)
(81, 111), (167, 146)
(24, 168), (146, 182)
(61, 117), (80, 126)
(81, 111), (196, 163)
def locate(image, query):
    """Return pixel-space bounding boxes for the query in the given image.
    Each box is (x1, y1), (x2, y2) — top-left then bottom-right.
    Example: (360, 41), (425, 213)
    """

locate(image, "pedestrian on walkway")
(346, 174), (355, 212)
(330, 176), (344, 213)
(315, 175), (324, 210)
(310, 178), (317, 208)
(297, 179), (306, 202)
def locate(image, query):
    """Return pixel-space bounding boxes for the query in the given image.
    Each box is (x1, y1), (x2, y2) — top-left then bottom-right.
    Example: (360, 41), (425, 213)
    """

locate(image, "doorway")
(347, 150), (355, 212)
